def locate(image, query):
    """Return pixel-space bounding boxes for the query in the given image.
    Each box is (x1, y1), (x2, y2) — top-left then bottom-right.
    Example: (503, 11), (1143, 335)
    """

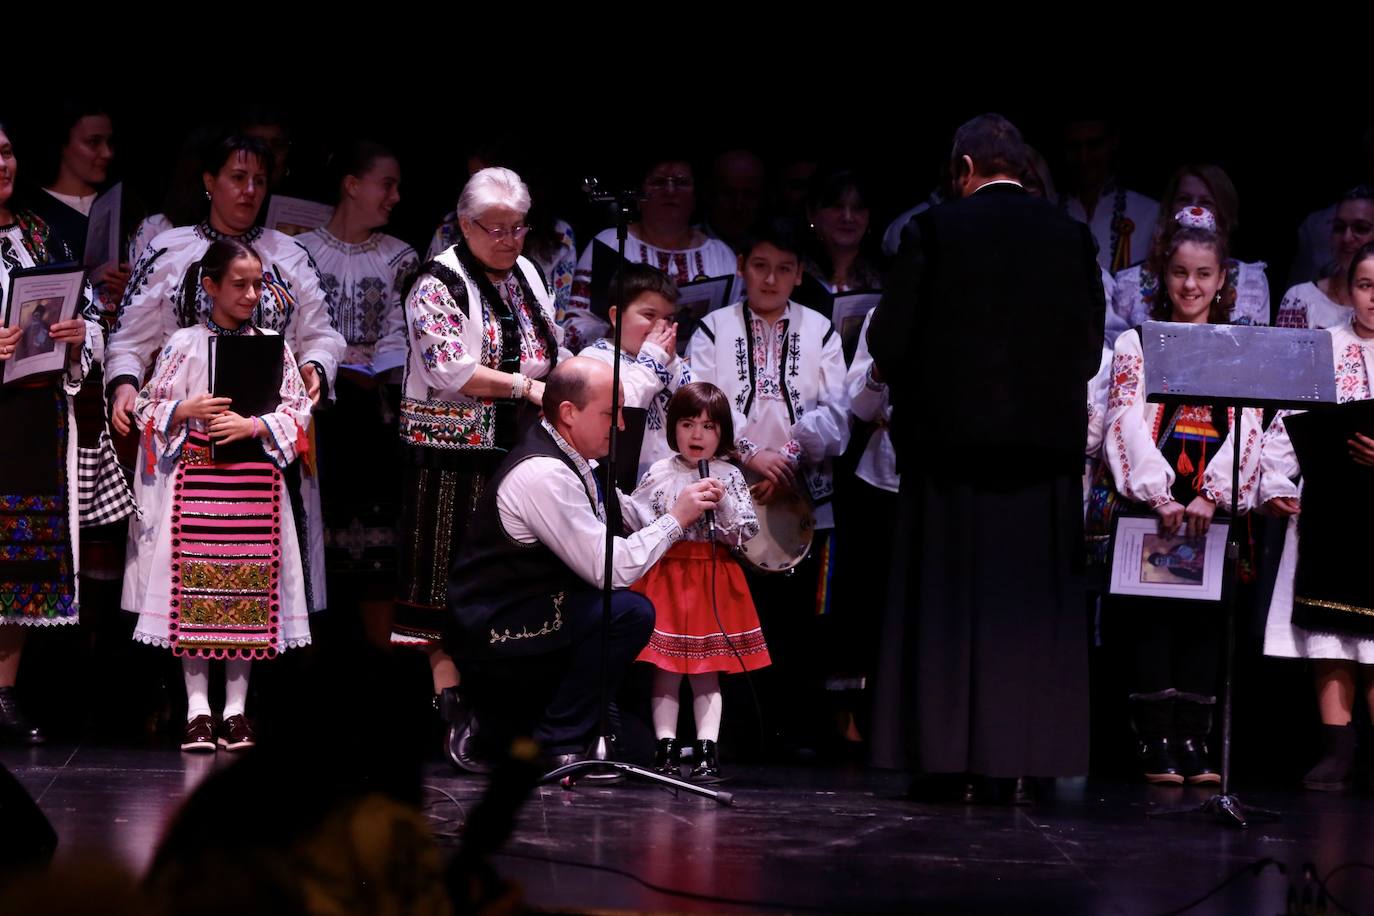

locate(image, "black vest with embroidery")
(448, 423), (597, 656)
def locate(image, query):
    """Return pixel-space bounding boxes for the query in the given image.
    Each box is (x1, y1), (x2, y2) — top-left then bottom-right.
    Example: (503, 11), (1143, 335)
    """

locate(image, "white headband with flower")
(1174, 206), (1218, 232)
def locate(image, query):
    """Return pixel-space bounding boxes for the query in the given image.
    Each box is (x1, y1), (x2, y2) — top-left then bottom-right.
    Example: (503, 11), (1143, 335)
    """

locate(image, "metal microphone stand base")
(540, 753), (735, 806)
(1149, 792), (1279, 829)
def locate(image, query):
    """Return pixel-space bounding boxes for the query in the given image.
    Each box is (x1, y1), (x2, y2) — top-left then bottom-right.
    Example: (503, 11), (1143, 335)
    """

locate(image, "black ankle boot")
(439, 687), (491, 775)
(1174, 696), (1220, 785)
(652, 738), (682, 777)
(1130, 695), (1183, 785)
(0, 686), (44, 745)
(1304, 723), (1356, 792)
(689, 739), (722, 783)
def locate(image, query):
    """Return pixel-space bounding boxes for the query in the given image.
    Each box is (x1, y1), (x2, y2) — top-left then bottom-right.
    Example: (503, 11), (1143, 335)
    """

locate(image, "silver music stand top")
(1141, 321), (1338, 410)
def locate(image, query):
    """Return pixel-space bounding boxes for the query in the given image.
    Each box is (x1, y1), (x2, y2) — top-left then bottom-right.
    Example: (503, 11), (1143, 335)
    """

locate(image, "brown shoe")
(181, 715), (216, 753)
(217, 714), (256, 752)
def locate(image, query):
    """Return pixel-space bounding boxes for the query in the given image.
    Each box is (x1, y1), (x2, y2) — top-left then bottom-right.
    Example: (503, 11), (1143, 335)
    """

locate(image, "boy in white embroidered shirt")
(686, 219), (849, 750)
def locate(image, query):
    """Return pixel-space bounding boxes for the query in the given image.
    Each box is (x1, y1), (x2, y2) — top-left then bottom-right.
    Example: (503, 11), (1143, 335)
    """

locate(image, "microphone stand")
(537, 179), (733, 806)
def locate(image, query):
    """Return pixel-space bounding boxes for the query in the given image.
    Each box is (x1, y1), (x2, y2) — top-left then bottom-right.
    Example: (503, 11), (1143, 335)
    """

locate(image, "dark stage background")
(0, 83), (1362, 783)
(1, 89), (1363, 290)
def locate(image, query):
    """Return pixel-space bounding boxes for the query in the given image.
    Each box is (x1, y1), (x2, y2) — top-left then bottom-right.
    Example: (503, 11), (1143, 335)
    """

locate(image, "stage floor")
(3, 742), (1373, 914)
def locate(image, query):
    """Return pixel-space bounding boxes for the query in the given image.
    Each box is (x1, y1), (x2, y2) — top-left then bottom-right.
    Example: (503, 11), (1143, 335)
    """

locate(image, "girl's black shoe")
(689, 739), (723, 784)
(652, 738), (682, 777)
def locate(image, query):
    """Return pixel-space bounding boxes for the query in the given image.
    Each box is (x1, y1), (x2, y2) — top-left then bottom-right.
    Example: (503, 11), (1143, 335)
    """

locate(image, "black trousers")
(1107, 595), (1222, 699)
(463, 589), (654, 755)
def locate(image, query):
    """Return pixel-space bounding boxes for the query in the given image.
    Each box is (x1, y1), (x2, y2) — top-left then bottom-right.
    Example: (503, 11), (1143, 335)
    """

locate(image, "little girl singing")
(624, 382), (771, 782)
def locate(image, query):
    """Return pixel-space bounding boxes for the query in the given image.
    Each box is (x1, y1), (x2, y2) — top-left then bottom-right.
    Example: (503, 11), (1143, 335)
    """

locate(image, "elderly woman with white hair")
(395, 167), (566, 765)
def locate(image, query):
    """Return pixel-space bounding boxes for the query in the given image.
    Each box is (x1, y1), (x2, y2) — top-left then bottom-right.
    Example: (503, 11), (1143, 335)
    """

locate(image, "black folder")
(1285, 400), (1374, 633)
(1284, 400), (1374, 484)
(208, 334), (285, 463)
(594, 405), (648, 497)
(589, 240), (630, 320)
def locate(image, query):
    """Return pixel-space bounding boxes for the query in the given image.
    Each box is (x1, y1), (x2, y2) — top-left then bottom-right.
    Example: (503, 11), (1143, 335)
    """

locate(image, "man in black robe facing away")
(867, 113), (1105, 803)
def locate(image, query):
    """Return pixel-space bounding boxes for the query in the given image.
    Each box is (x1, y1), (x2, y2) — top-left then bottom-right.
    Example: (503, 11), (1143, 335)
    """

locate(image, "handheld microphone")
(697, 459), (716, 534)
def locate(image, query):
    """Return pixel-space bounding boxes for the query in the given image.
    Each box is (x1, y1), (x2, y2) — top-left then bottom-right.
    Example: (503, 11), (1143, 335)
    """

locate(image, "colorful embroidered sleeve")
(259, 340), (314, 469)
(713, 464), (761, 547)
(107, 244), (181, 388)
(846, 310), (890, 425)
(561, 238), (611, 353)
(371, 247), (420, 375)
(791, 322), (851, 463)
(134, 338), (192, 460)
(1198, 406), (1265, 510)
(63, 280), (100, 395)
(550, 221), (578, 322)
(406, 273), (481, 394)
(569, 238), (595, 317)
(1103, 330), (1175, 507)
(281, 240), (346, 391)
(1256, 411), (1302, 503)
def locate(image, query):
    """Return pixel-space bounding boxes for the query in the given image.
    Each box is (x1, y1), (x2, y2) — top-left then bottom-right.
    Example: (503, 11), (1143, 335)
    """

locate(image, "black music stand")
(1140, 320), (1336, 827)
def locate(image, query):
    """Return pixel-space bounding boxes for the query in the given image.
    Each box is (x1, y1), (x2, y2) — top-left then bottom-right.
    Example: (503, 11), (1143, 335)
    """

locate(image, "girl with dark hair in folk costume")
(106, 132), (344, 618)
(126, 238), (312, 752)
(624, 382), (768, 782)
(1259, 240), (1374, 792)
(1103, 207), (1264, 785)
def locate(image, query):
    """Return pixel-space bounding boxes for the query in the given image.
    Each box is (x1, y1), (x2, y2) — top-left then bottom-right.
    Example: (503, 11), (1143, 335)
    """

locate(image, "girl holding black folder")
(1260, 241), (1374, 791)
(125, 238), (313, 753)
(106, 132), (344, 621)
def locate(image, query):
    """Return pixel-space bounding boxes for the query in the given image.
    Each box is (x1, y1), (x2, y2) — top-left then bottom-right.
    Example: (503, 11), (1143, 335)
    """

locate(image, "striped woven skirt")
(169, 432), (285, 659)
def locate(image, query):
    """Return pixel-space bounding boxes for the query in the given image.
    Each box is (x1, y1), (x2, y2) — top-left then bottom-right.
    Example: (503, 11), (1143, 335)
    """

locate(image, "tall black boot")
(1174, 694), (1220, 785)
(1129, 693), (1182, 785)
(1303, 723), (1356, 792)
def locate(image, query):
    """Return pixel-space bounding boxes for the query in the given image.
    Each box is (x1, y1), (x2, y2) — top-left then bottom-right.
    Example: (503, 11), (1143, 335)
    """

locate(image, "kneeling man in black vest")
(448, 357), (723, 765)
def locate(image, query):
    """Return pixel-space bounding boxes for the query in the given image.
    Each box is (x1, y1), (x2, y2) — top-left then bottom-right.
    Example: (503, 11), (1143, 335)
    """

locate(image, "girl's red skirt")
(632, 541), (772, 675)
